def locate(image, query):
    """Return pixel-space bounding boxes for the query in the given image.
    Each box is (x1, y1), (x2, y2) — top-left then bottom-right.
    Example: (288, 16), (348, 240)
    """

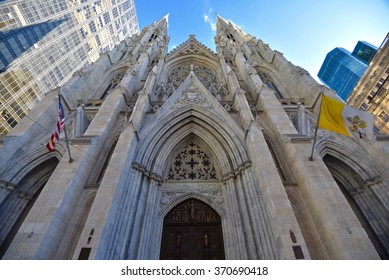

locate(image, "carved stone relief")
(160, 183), (224, 213)
(171, 88), (214, 111)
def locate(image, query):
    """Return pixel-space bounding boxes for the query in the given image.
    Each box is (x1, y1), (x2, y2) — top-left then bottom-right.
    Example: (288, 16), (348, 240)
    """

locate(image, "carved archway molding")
(0, 144), (64, 184)
(316, 139), (381, 181)
(160, 192), (225, 220)
(132, 110), (250, 182)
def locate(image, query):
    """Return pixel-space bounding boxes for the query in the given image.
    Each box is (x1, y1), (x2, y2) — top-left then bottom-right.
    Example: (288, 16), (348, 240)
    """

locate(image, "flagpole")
(309, 87), (324, 161)
(58, 92), (73, 163)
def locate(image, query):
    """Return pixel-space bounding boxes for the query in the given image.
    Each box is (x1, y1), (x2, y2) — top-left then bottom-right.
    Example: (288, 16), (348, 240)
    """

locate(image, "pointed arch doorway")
(160, 198), (225, 260)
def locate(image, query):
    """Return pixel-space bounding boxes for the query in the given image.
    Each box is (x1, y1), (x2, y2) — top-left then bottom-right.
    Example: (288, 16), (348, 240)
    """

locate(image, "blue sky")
(135, 0), (389, 82)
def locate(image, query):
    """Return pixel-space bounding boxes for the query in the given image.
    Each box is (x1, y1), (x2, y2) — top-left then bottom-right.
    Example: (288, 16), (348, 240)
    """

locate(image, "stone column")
(223, 177), (248, 259)
(137, 179), (162, 259)
(366, 178), (389, 213)
(351, 184), (389, 254)
(132, 178), (162, 259)
(221, 57), (309, 259)
(233, 48), (263, 96)
(75, 103), (88, 137)
(74, 84), (151, 260)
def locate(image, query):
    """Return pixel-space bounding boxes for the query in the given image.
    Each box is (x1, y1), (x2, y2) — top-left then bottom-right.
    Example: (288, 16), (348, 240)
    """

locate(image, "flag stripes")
(46, 96), (65, 152)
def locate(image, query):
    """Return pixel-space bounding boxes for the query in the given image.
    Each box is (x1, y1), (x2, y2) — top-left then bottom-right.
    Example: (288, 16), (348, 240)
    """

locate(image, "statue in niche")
(176, 232), (181, 248)
(204, 231), (209, 248)
(189, 200), (196, 221)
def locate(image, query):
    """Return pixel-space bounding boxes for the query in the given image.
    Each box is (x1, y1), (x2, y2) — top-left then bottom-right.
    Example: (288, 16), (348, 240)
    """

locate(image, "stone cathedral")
(1, 15), (389, 260)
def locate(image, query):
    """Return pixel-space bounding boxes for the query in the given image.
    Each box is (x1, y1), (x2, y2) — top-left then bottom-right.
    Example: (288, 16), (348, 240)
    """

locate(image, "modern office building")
(352, 41), (379, 65)
(318, 42), (377, 101)
(0, 0), (139, 135)
(347, 33), (389, 134)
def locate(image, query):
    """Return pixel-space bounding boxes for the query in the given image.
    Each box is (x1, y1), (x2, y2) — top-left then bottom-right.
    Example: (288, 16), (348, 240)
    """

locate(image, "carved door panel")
(160, 199), (225, 260)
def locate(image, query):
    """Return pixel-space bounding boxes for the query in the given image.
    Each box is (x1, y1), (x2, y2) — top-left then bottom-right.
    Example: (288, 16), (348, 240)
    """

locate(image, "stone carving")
(363, 176), (383, 187)
(168, 63), (216, 89)
(161, 192), (180, 205)
(220, 102), (237, 112)
(72, 64), (91, 77)
(168, 142), (218, 180)
(160, 189), (224, 210)
(110, 72), (126, 88)
(295, 66), (309, 76)
(172, 88), (213, 110)
(164, 199), (220, 224)
(249, 102), (259, 114)
(208, 190), (224, 204)
(156, 81), (175, 100)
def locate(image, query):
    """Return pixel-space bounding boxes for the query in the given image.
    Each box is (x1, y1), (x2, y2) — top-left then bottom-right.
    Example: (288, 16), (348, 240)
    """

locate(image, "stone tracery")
(168, 63), (216, 89)
(168, 142), (218, 181)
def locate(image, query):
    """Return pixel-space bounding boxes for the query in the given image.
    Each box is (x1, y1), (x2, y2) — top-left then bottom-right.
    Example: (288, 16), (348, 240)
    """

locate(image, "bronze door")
(160, 199), (225, 260)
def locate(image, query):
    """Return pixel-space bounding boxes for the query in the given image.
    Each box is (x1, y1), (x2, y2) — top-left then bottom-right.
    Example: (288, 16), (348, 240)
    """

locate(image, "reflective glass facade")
(318, 47), (368, 101)
(0, 0), (139, 135)
(352, 41), (378, 65)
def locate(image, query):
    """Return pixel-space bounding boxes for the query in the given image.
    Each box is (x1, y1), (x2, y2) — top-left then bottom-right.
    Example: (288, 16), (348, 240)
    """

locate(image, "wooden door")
(160, 199), (225, 260)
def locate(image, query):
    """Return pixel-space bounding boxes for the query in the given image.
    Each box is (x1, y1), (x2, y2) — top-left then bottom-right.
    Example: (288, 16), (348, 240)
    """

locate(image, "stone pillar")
(257, 87), (299, 134)
(233, 48), (263, 97)
(223, 177), (248, 259)
(75, 103), (88, 137)
(351, 184), (389, 254)
(74, 86), (151, 260)
(366, 178), (389, 213)
(137, 179), (161, 259)
(221, 57), (309, 259)
(233, 173), (259, 259)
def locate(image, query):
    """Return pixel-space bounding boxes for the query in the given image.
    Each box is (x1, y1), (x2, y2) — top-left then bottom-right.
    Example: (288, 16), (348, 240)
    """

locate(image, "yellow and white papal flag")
(318, 94), (375, 140)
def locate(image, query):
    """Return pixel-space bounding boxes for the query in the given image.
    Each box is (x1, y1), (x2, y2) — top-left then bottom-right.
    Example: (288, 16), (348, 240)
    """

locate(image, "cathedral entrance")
(160, 198), (225, 260)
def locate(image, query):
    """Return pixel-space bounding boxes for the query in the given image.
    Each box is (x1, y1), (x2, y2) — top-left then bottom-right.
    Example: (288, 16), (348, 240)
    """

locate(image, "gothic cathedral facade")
(1, 15), (389, 260)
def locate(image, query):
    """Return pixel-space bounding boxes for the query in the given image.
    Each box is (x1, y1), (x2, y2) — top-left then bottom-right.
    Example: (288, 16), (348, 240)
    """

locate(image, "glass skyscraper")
(352, 41), (378, 65)
(0, 0), (139, 135)
(318, 42), (377, 102)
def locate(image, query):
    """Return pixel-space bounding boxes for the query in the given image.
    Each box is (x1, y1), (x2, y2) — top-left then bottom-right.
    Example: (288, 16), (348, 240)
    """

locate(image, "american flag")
(46, 96), (65, 152)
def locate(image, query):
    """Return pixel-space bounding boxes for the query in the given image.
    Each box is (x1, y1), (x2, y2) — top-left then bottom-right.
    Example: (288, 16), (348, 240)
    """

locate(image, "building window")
(226, 34), (236, 42)
(379, 111), (389, 122)
(103, 12), (111, 25)
(89, 21), (97, 33)
(359, 103), (368, 111)
(1, 109), (17, 127)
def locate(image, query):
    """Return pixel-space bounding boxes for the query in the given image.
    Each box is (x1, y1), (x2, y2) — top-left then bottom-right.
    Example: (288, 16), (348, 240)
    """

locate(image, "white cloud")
(203, 8), (216, 31)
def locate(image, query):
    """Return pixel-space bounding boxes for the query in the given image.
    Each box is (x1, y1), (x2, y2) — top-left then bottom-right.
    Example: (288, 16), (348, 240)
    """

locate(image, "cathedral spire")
(154, 13), (169, 28)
